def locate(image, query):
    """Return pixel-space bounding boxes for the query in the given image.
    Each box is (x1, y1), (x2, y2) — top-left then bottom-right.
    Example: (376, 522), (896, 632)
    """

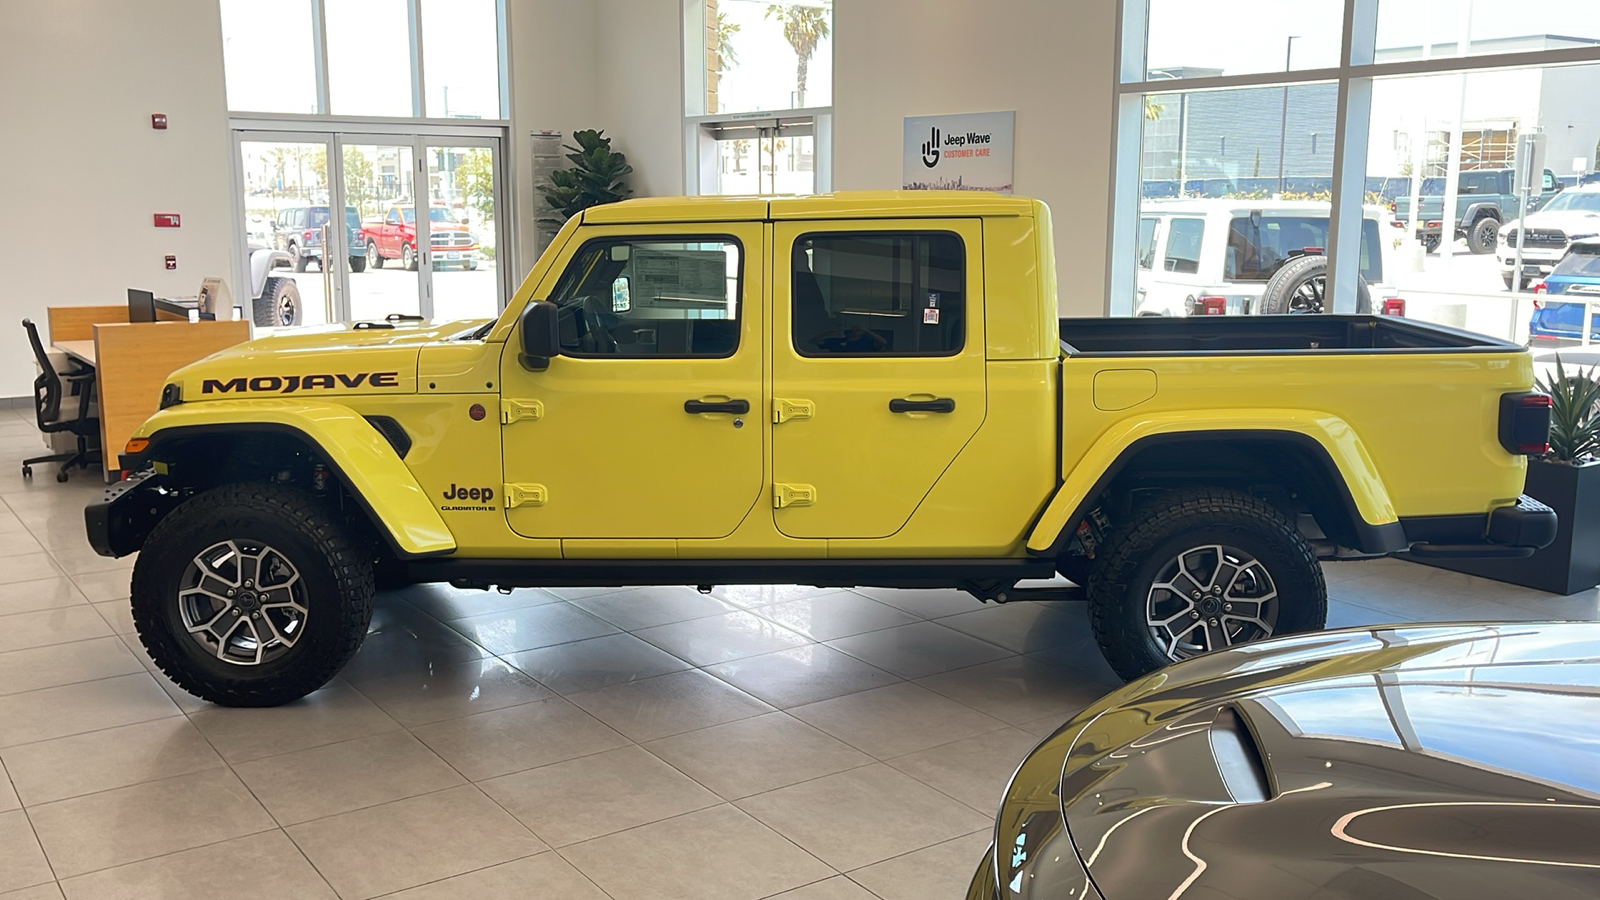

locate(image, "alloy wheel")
(1145, 543), (1278, 661)
(177, 539), (309, 666)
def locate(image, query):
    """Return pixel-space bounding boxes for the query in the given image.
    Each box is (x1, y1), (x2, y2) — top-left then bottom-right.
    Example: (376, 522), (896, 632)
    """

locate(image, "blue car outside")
(1528, 240), (1600, 346)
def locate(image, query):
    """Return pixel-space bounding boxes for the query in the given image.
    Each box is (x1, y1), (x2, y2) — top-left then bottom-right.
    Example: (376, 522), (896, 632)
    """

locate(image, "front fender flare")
(1026, 409), (1399, 554)
(130, 399), (456, 558)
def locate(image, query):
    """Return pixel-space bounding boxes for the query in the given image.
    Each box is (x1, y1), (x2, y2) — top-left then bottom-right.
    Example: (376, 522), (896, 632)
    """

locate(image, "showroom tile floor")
(2, 403), (1600, 899)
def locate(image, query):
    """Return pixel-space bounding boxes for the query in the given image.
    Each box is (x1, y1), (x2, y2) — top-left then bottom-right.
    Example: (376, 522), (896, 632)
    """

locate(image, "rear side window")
(1163, 218), (1204, 274)
(547, 237), (742, 358)
(1554, 247), (1600, 277)
(792, 232), (964, 357)
(1225, 216), (1382, 284)
(1137, 218), (1158, 270)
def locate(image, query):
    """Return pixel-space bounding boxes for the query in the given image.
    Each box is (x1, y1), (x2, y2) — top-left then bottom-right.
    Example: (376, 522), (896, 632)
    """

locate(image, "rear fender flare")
(1026, 409), (1399, 555)
(130, 400), (456, 558)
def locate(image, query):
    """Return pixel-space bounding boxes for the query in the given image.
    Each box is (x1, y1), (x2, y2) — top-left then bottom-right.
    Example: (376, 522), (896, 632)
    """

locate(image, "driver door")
(499, 223), (766, 541)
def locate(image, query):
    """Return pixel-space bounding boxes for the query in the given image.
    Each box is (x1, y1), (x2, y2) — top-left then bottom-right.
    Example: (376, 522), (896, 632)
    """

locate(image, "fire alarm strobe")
(164, 255), (177, 270)
(153, 213), (181, 228)
(151, 113), (168, 130)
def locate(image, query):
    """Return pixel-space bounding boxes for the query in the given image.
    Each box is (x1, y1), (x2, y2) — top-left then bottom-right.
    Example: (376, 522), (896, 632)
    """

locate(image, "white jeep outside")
(1134, 199), (1397, 316)
(1498, 184), (1600, 290)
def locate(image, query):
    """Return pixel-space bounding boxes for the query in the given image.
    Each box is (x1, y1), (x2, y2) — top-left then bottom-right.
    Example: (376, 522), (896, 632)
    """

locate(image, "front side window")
(792, 232), (964, 357)
(1163, 218), (1204, 274)
(547, 238), (742, 357)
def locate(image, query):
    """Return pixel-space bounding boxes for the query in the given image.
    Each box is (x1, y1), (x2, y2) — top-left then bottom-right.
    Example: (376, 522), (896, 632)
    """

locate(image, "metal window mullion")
(1118, 42), (1600, 96)
(415, 142), (434, 318)
(1106, 0), (1149, 316)
(312, 0), (331, 115)
(408, 0), (426, 119)
(495, 0), (510, 120)
(1327, 0), (1379, 313)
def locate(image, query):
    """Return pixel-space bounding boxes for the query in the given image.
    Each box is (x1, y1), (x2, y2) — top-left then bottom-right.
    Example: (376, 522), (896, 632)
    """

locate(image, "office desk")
(53, 340), (97, 367)
(42, 306), (249, 476)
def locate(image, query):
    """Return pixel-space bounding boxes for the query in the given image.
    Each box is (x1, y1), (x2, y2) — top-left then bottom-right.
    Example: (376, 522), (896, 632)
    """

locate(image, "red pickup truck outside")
(359, 203), (481, 271)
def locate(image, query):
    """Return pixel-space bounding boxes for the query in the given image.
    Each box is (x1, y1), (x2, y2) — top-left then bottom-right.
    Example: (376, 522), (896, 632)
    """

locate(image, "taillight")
(1533, 299), (1544, 309)
(1301, 246), (1325, 255)
(1534, 281), (1547, 294)
(1500, 392), (1553, 455)
(1389, 220), (1405, 228)
(303, 230), (313, 240)
(1426, 220), (1442, 228)
(1199, 296), (1226, 315)
(1380, 297), (1406, 317)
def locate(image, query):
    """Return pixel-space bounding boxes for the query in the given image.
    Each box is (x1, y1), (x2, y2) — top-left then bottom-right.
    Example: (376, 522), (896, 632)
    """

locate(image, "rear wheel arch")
(1041, 430), (1404, 560)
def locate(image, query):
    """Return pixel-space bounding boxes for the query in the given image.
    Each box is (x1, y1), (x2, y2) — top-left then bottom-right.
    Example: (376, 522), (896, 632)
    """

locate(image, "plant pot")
(1417, 458), (1600, 594)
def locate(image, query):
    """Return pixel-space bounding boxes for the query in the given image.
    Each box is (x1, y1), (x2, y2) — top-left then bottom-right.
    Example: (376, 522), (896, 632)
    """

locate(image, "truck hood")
(1054, 623), (1600, 899)
(1502, 209), (1600, 235)
(166, 318), (490, 402)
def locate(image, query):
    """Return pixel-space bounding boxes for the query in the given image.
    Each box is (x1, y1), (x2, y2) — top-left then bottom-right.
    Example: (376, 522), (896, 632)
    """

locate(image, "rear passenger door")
(770, 219), (986, 540)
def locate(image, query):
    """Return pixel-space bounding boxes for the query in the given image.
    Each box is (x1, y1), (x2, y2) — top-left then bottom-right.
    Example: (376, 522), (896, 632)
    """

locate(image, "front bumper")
(84, 469), (178, 558)
(1406, 494), (1558, 559)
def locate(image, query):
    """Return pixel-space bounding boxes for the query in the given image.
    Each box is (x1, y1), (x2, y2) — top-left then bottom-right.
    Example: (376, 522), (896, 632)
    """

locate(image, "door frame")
(229, 119), (512, 325)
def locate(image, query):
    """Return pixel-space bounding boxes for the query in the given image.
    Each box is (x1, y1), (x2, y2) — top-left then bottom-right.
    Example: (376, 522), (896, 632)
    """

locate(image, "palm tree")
(715, 12), (740, 73)
(765, 2), (831, 107)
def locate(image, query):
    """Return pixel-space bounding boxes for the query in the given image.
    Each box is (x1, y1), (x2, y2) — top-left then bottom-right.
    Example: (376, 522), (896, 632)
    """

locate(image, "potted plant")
(1425, 356), (1600, 594)
(537, 130), (633, 225)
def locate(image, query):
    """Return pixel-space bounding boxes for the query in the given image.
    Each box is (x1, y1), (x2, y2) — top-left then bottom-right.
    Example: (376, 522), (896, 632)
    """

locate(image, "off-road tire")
(350, 255), (367, 273)
(1422, 233), (1441, 254)
(1468, 216), (1499, 255)
(254, 276), (301, 327)
(369, 241), (384, 269)
(291, 244), (308, 273)
(1259, 255), (1370, 315)
(130, 483), (375, 707)
(1087, 487), (1326, 681)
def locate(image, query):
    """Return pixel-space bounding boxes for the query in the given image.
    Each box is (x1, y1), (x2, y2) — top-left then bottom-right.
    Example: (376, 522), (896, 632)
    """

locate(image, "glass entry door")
(236, 134), (334, 327)
(235, 129), (506, 326)
(340, 140), (423, 322)
(705, 118), (815, 196)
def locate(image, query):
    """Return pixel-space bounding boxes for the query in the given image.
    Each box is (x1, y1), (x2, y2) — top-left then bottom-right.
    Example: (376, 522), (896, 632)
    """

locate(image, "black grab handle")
(685, 399), (750, 415)
(889, 398), (956, 413)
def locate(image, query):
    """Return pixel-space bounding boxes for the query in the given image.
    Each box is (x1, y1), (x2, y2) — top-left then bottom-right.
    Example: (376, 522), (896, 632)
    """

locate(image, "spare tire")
(1259, 254), (1371, 315)
(255, 276), (302, 327)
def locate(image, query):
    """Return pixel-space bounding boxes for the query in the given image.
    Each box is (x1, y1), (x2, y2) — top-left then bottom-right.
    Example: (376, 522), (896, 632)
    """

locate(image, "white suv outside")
(1498, 184), (1600, 290)
(1134, 199), (1396, 316)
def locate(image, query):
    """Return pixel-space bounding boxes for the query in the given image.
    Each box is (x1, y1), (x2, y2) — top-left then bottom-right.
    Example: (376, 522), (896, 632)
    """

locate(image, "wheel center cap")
(1198, 596), (1222, 617)
(236, 591), (259, 611)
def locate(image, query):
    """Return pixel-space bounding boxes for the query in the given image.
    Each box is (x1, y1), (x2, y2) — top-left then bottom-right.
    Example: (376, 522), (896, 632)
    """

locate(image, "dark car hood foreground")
(1010, 623), (1600, 900)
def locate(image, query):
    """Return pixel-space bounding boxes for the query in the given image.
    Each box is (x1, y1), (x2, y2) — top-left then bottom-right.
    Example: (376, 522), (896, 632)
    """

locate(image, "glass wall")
(686, 0), (832, 196)
(1113, 0), (1600, 341)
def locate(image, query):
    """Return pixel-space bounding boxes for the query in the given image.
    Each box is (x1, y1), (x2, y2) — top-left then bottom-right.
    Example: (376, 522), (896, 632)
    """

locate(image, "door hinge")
(773, 398), (815, 424)
(504, 483), (548, 508)
(501, 399), (544, 424)
(773, 483), (817, 509)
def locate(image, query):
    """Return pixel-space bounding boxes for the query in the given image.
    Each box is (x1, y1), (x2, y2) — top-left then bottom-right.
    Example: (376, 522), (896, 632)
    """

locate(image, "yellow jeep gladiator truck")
(86, 192), (1557, 706)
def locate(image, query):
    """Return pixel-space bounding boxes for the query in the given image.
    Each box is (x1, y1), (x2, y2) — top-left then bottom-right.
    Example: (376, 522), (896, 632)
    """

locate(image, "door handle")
(889, 398), (956, 414)
(685, 399), (750, 415)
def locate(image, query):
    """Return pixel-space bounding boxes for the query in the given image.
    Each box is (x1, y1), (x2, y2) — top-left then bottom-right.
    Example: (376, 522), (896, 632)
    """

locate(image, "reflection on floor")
(1, 399), (1597, 899)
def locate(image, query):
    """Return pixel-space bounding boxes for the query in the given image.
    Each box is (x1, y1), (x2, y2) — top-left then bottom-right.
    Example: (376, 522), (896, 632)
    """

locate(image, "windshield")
(1225, 216), (1382, 284)
(1539, 191), (1600, 214)
(1553, 247), (1600, 277)
(400, 208), (464, 224)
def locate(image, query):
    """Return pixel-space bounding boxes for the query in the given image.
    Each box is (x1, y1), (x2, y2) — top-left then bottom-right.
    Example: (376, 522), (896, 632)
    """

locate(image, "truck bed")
(1059, 315), (1516, 355)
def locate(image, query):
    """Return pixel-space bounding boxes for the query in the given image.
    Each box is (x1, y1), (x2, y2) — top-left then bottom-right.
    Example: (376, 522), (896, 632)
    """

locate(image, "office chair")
(21, 319), (101, 482)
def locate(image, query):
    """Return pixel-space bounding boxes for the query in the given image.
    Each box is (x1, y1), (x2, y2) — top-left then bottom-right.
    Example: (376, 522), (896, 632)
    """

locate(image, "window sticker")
(924, 308), (940, 325)
(927, 292), (940, 308)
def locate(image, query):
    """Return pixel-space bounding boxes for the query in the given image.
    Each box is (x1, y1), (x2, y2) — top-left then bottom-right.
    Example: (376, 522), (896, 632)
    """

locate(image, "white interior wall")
(506, 0), (602, 271)
(0, 1), (236, 398)
(593, 0), (687, 197)
(830, 0), (1118, 316)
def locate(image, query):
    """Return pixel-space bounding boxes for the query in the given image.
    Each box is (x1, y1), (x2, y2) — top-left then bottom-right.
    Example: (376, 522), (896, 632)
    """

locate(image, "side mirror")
(519, 300), (560, 371)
